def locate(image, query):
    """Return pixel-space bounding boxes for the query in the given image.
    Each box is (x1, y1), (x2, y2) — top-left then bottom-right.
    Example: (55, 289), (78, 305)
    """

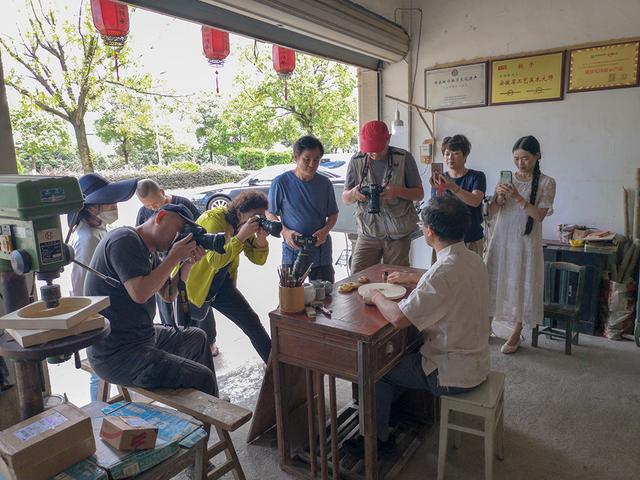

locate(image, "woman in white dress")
(485, 136), (556, 354)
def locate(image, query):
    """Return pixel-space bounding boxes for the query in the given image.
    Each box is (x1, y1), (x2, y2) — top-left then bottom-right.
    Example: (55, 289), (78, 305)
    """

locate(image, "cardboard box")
(92, 402), (206, 479)
(100, 416), (157, 451)
(0, 403), (95, 480)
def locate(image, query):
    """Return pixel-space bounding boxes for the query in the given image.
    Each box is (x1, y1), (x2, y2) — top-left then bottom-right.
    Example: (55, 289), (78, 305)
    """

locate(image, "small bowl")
(569, 239), (585, 247)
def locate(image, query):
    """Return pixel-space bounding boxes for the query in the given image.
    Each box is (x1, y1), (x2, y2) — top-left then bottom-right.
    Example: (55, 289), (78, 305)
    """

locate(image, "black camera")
(360, 184), (384, 214)
(256, 216), (283, 237)
(180, 223), (226, 254)
(294, 235), (317, 248)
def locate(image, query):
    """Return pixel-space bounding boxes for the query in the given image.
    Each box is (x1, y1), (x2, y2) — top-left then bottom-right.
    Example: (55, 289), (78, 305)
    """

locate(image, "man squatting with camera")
(85, 204), (218, 396)
(343, 120), (425, 274)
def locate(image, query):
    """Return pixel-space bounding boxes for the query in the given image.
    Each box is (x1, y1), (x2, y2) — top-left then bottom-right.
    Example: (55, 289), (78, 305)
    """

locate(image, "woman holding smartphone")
(485, 136), (556, 354)
(430, 134), (487, 256)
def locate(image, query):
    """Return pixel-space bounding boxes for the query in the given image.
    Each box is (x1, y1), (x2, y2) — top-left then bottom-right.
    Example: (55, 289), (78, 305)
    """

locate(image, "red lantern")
(272, 45), (296, 100)
(90, 0), (129, 80)
(202, 26), (230, 94)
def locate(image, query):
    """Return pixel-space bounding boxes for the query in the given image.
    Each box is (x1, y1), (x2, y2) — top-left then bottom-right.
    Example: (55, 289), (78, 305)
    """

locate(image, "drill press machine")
(0, 175), (110, 419)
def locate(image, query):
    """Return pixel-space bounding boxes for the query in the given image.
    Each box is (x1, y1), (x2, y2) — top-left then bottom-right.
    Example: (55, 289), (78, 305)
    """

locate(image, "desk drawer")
(374, 329), (405, 377)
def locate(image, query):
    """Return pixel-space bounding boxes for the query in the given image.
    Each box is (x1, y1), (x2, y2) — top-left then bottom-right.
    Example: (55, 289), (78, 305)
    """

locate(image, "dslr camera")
(294, 235), (317, 249)
(255, 215), (283, 237)
(360, 184), (384, 214)
(180, 223), (226, 254)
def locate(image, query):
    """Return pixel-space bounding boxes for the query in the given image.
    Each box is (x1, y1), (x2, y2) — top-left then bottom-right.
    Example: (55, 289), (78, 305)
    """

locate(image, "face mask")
(97, 210), (118, 225)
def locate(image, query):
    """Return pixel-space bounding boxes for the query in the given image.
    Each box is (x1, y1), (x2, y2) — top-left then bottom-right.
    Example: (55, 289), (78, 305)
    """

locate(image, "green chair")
(532, 261), (586, 355)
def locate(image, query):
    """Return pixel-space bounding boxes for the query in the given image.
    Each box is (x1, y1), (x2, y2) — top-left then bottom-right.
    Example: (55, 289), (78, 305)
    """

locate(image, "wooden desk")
(271, 264), (428, 480)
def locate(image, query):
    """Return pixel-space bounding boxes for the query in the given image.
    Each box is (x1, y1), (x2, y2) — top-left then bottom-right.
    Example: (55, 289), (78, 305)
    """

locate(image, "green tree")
(0, 0), (126, 172)
(11, 99), (76, 172)
(94, 77), (157, 166)
(219, 43), (358, 152)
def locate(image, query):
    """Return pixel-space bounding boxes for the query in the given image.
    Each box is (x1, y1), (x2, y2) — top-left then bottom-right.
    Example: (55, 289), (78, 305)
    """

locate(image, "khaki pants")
(351, 235), (412, 274)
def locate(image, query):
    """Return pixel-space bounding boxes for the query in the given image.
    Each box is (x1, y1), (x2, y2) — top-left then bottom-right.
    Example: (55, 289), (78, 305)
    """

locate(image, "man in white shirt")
(346, 195), (490, 456)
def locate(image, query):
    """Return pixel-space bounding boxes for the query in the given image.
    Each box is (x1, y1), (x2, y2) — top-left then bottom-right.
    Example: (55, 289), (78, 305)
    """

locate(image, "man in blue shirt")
(267, 136), (339, 282)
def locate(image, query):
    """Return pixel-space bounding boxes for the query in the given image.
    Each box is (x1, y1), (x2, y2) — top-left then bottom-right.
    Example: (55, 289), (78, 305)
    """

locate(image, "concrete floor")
(223, 333), (640, 480)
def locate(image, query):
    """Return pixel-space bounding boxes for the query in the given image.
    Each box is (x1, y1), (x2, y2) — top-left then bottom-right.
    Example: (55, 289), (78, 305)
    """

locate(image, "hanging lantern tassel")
(113, 49), (120, 81)
(215, 70), (220, 95)
(284, 78), (288, 101)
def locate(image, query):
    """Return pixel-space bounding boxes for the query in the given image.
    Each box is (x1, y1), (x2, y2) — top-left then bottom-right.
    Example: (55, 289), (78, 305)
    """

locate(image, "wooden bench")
(80, 359), (252, 480)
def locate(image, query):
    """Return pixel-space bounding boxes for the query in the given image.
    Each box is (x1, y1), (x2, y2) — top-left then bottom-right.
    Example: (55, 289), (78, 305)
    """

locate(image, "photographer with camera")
(184, 191), (272, 363)
(267, 136), (339, 283)
(85, 204), (217, 396)
(343, 121), (424, 274)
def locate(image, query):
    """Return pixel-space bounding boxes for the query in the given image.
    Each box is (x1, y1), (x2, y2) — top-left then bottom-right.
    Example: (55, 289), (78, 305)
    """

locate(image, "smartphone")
(500, 170), (513, 184)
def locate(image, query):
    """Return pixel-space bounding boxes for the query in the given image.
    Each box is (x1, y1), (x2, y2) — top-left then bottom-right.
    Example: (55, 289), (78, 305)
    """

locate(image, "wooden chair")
(532, 261), (587, 355)
(81, 359), (251, 480)
(437, 371), (505, 480)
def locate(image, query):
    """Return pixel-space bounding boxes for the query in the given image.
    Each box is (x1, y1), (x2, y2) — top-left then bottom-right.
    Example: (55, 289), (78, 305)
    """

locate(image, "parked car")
(190, 163), (346, 212)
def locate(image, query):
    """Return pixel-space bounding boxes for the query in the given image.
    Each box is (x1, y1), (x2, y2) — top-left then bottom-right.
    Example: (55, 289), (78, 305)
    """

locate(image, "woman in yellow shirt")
(185, 191), (272, 363)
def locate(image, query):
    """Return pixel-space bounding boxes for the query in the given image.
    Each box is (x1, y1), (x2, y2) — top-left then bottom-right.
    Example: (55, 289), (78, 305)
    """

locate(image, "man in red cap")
(343, 120), (424, 273)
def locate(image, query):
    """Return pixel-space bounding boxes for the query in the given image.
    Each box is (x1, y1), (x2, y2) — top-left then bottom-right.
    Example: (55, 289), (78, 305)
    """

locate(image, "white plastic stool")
(437, 371), (505, 480)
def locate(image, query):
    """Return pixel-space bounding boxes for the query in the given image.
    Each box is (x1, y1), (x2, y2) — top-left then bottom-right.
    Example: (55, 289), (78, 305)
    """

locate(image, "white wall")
(357, 0), (640, 246)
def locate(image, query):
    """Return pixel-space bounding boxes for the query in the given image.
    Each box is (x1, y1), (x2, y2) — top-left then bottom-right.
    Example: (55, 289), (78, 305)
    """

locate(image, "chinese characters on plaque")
(568, 42), (640, 92)
(425, 62), (488, 111)
(490, 51), (565, 105)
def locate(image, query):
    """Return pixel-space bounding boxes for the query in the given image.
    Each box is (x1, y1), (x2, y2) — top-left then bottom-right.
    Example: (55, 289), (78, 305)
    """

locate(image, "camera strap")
(359, 150), (394, 189)
(175, 263), (193, 330)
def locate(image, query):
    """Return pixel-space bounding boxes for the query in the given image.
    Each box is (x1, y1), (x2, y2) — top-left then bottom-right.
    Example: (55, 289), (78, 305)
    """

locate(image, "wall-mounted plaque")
(425, 62), (488, 111)
(490, 51), (565, 105)
(568, 41), (639, 92)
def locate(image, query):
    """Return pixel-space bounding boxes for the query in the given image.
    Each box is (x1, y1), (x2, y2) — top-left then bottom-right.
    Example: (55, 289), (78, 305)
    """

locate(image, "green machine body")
(0, 175), (83, 274)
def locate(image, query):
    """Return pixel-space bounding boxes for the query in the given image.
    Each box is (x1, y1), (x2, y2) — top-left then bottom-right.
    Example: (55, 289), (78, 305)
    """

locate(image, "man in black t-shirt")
(134, 179), (218, 354)
(85, 204), (218, 396)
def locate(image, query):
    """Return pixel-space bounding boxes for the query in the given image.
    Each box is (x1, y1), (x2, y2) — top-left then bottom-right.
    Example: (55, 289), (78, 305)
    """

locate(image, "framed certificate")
(568, 41), (640, 92)
(490, 51), (565, 105)
(425, 62), (488, 111)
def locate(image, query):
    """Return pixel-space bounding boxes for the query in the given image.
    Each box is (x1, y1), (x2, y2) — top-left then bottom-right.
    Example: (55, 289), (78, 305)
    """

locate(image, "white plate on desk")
(358, 283), (407, 301)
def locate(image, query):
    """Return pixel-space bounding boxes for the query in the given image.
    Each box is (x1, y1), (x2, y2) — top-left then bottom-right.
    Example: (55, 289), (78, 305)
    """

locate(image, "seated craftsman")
(85, 204), (218, 396)
(346, 195), (490, 456)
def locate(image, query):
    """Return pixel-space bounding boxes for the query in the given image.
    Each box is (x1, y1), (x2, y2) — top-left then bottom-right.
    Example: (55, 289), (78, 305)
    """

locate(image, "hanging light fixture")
(272, 45), (296, 100)
(391, 104), (405, 136)
(202, 26), (230, 94)
(90, 0), (129, 81)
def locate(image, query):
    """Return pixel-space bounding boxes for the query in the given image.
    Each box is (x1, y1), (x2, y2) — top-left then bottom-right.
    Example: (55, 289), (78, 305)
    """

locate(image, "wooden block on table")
(5, 314), (106, 347)
(0, 296), (109, 330)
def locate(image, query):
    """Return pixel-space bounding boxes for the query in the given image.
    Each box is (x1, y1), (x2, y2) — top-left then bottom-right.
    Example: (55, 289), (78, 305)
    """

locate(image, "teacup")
(303, 283), (316, 305)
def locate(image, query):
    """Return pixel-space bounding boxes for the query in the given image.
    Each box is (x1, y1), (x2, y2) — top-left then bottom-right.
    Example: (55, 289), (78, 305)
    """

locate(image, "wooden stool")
(80, 359), (251, 480)
(437, 371), (505, 480)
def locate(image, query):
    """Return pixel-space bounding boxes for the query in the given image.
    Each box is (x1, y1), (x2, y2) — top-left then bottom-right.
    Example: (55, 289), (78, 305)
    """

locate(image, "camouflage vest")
(351, 147), (419, 239)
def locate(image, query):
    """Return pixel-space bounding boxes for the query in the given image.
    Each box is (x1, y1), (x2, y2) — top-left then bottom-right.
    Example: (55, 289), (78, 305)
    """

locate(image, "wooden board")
(0, 296), (109, 330)
(5, 314), (106, 347)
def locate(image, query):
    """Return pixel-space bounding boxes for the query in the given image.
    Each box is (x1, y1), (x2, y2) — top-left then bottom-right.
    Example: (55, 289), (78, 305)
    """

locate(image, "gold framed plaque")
(490, 51), (565, 105)
(568, 41), (640, 92)
(425, 62), (488, 111)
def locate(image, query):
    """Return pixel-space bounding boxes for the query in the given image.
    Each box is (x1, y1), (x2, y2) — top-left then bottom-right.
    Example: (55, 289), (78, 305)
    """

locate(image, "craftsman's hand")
(386, 271), (417, 286)
(351, 187), (368, 202)
(167, 233), (200, 264)
(363, 289), (381, 306)
(381, 184), (401, 200)
(282, 227), (301, 250)
(312, 228), (328, 246)
(236, 217), (260, 243)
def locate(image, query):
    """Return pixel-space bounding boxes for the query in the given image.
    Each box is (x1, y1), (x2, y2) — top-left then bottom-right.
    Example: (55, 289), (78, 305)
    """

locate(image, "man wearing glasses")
(343, 121), (424, 274)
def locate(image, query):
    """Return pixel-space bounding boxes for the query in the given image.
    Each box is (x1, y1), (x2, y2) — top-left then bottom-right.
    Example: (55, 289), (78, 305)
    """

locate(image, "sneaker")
(344, 434), (396, 458)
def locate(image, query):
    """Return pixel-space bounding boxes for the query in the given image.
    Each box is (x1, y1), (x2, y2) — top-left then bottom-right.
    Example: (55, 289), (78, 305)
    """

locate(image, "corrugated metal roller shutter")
(123, 0), (409, 69)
